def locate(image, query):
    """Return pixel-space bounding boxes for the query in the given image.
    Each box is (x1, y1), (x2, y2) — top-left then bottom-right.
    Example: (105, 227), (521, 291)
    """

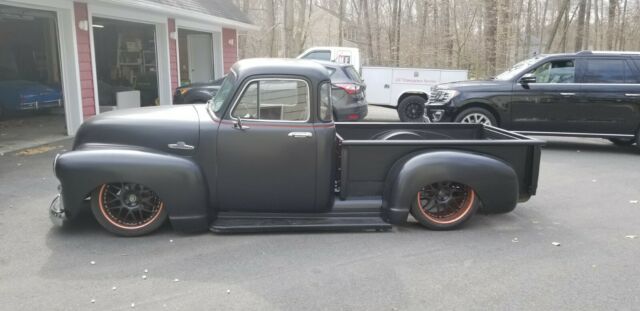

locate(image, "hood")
(74, 105), (200, 156)
(434, 79), (510, 91)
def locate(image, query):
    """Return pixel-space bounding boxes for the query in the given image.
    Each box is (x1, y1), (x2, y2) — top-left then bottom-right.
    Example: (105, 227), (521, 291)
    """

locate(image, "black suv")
(426, 51), (640, 147)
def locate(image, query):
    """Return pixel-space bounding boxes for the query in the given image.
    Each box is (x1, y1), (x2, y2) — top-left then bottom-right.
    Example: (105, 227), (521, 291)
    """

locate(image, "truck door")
(577, 57), (640, 134)
(510, 59), (580, 132)
(217, 77), (318, 213)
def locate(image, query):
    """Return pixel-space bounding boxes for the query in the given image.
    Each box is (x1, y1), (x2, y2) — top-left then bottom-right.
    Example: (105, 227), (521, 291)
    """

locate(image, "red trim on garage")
(222, 28), (237, 74)
(74, 2), (95, 119)
(168, 18), (178, 96)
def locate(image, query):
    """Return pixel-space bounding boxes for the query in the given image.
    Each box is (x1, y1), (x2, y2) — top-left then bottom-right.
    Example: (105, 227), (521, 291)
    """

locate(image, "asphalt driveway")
(1, 108), (639, 310)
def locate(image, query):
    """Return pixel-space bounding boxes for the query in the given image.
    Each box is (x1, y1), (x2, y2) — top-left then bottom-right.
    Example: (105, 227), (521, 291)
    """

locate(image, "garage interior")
(0, 4), (66, 153)
(93, 17), (159, 111)
(178, 28), (215, 85)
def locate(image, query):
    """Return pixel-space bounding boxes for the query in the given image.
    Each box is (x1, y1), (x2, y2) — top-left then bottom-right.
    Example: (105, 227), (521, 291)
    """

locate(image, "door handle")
(560, 92), (576, 96)
(288, 132), (313, 138)
(625, 93), (640, 97)
(168, 141), (195, 150)
(384, 84), (390, 89)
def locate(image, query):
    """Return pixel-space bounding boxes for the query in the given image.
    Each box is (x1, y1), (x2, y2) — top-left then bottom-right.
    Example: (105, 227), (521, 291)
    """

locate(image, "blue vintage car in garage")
(0, 80), (63, 118)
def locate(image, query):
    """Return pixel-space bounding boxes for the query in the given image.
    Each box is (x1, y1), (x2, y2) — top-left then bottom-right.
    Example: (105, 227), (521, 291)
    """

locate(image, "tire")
(397, 95), (427, 122)
(608, 137), (636, 146)
(410, 181), (479, 230)
(90, 183), (168, 237)
(454, 107), (497, 126)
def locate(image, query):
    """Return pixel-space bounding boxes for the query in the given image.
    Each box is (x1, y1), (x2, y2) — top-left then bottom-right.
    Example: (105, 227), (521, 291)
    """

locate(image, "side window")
(232, 80), (309, 122)
(233, 82), (258, 119)
(301, 51), (331, 61)
(319, 82), (332, 122)
(584, 59), (625, 83)
(530, 60), (575, 83)
(625, 61), (640, 83)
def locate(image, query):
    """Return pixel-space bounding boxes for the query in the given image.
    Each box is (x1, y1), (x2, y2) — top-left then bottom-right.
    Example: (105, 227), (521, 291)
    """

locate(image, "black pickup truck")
(50, 59), (543, 236)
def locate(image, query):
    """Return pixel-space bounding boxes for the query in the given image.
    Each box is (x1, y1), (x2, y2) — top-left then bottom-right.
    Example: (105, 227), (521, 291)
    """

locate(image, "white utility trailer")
(362, 67), (468, 121)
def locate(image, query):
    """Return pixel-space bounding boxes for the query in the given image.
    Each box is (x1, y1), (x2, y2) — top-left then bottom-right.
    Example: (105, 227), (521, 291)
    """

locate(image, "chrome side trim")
(516, 131), (635, 138)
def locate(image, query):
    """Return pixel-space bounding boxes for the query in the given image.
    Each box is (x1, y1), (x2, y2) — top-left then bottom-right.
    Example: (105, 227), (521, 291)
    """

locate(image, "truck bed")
(335, 122), (544, 202)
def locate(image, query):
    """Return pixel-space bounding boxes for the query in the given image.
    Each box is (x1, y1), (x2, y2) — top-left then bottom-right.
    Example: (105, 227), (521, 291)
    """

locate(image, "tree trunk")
(338, 0), (345, 46)
(575, 0), (587, 51)
(584, 0), (591, 50)
(483, 0), (497, 76)
(362, 0), (375, 64)
(442, 0), (452, 67)
(267, 0), (276, 57)
(538, 0), (549, 54)
(607, 0), (618, 50)
(417, 0), (429, 66)
(524, 0), (532, 57)
(617, 0), (628, 50)
(545, 0), (569, 52)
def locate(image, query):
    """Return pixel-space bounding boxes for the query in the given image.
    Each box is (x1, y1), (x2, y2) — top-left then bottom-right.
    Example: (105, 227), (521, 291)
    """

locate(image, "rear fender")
(54, 147), (209, 232)
(382, 151), (518, 224)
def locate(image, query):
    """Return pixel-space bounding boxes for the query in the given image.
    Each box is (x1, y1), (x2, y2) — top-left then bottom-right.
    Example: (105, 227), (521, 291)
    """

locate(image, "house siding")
(74, 2), (95, 118)
(222, 28), (237, 74)
(168, 18), (179, 95)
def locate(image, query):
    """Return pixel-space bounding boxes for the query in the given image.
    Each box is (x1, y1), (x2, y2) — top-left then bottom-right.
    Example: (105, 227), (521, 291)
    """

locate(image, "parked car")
(297, 46), (361, 71)
(173, 76), (225, 104)
(0, 80), (63, 119)
(50, 59), (542, 237)
(425, 50), (640, 147)
(362, 66), (468, 122)
(313, 60), (368, 121)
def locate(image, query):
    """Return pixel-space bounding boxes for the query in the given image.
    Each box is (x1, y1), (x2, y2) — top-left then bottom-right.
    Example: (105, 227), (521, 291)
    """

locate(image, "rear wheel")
(397, 95), (427, 122)
(608, 137), (636, 146)
(91, 183), (167, 236)
(454, 107), (497, 126)
(410, 181), (478, 230)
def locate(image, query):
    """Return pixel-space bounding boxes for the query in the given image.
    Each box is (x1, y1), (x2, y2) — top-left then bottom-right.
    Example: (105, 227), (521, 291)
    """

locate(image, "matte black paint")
(54, 59), (543, 233)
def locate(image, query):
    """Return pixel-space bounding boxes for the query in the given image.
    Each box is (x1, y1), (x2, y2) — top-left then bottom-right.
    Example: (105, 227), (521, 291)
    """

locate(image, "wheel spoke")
(100, 183), (163, 228)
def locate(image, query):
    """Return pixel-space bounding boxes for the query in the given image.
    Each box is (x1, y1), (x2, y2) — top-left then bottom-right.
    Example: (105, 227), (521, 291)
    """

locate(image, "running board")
(210, 212), (391, 233)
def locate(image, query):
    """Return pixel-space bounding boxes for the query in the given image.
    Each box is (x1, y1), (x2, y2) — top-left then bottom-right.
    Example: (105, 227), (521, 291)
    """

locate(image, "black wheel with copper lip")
(410, 181), (478, 230)
(90, 183), (167, 236)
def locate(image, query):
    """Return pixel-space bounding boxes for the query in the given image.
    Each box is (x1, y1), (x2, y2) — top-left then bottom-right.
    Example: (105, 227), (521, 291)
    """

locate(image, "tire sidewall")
(398, 95), (426, 122)
(90, 186), (168, 237)
(454, 107), (497, 126)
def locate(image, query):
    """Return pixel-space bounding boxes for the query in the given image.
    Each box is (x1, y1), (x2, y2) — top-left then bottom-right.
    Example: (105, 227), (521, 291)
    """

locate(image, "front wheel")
(454, 107), (497, 126)
(91, 183), (168, 236)
(397, 95), (427, 122)
(410, 181), (478, 230)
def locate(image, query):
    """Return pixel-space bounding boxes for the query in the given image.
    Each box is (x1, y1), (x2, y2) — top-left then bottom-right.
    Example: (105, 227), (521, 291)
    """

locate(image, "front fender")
(382, 151), (518, 224)
(55, 147), (209, 232)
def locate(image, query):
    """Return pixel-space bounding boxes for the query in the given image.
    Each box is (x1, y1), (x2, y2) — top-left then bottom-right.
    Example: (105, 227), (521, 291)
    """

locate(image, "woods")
(234, 0), (640, 78)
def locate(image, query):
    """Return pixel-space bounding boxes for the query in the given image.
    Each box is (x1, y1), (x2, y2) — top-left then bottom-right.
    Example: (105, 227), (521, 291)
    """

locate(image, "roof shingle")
(145, 0), (251, 24)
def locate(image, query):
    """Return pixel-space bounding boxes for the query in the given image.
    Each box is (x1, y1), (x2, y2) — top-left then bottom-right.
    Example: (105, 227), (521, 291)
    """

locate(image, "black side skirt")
(210, 207), (391, 233)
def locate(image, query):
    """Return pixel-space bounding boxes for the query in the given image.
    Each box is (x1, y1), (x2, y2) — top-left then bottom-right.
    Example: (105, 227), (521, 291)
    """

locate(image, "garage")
(93, 17), (160, 111)
(0, 4), (66, 152)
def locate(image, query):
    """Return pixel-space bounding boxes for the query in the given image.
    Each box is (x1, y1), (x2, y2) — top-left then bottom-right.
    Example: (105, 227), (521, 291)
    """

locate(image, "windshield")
(210, 72), (235, 115)
(494, 56), (544, 80)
